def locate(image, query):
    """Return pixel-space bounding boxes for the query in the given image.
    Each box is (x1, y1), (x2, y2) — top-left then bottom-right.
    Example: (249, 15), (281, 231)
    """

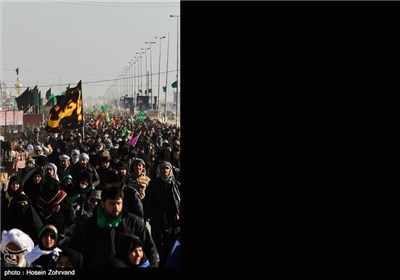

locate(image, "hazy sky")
(1, 0), (180, 105)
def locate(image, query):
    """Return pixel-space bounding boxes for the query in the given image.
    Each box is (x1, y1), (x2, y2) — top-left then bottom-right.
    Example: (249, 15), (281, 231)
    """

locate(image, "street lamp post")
(125, 65), (129, 97)
(141, 47), (150, 109)
(164, 31), (170, 123)
(129, 60), (135, 98)
(118, 73), (122, 111)
(125, 64), (129, 97)
(145, 41), (156, 110)
(132, 60), (136, 99)
(134, 57), (140, 111)
(134, 57), (139, 97)
(170, 14), (180, 125)
(136, 52), (145, 98)
(126, 63), (130, 98)
(122, 66), (127, 97)
(155, 35), (166, 115)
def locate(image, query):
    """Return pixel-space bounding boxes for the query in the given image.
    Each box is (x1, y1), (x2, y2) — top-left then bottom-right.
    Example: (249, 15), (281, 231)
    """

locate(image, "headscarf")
(156, 161), (181, 214)
(116, 234), (149, 267)
(22, 170), (43, 201)
(44, 163), (60, 181)
(25, 224), (61, 265)
(60, 175), (74, 195)
(38, 224), (58, 246)
(6, 176), (23, 198)
(156, 161), (175, 184)
(36, 155), (49, 167)
(57, 248), (84, 267)
(27, 144), (34, 152)
(70, 149), (80, 164)
(39, 176), (60, 201)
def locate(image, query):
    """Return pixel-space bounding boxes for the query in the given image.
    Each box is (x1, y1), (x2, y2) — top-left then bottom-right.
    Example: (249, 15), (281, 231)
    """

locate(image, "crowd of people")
(0, 111), (181, 268)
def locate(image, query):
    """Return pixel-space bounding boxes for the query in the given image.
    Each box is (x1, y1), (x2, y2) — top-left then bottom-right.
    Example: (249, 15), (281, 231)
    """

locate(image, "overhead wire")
(43, 0), (179, 8)
(1, 69), (179, 90)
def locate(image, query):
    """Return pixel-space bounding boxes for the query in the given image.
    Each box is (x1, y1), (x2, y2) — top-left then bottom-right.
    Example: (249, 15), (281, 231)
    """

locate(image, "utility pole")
(170, 15), (180, 125)
(156, 35), (166, 116)
(164, 31), (170, 123)
(146, 41), (156, 110)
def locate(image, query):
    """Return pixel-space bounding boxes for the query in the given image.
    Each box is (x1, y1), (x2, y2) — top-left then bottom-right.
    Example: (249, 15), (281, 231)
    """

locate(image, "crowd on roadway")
(0, 111), (181, 268)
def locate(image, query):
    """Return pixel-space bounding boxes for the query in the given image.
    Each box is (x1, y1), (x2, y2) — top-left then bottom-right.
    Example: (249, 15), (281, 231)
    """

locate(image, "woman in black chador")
(1, 175), (43, 243)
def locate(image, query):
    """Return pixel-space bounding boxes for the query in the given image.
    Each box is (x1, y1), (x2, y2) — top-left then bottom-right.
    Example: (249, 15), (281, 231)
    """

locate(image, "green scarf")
(68, 193), (81, 204)
(96, 206), (123, 228)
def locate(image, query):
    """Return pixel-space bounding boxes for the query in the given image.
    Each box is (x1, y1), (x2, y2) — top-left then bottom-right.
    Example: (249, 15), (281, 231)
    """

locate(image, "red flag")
(129, 131), (141, 147)
(93, 117), (101, 129)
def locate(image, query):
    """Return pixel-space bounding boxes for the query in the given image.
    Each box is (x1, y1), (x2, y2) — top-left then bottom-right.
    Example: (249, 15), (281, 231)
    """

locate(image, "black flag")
(16, 68), (19, 75)
(15, 87), (31, 111)
(46, 81), (83, 132)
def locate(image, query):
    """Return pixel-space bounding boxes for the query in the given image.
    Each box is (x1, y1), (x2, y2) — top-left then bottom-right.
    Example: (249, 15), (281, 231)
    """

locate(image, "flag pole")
(82, 82), (85, 140)
(1, 81), (5, 135)
(82, 116), (85, 140)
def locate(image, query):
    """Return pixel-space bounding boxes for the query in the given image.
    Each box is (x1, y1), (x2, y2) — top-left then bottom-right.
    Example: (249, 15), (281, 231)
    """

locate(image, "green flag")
(45, 94), (57, 106)
(100, 104), (110, 122)
(32, 86), (40, 106)
(137, 110), (145, 122)
(162, 86), (167, 92)
(50, 94), (57, 104)
(171, 80), (178, 88)
(46, 88), (51, 99)
(120, 127), (130, 137)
